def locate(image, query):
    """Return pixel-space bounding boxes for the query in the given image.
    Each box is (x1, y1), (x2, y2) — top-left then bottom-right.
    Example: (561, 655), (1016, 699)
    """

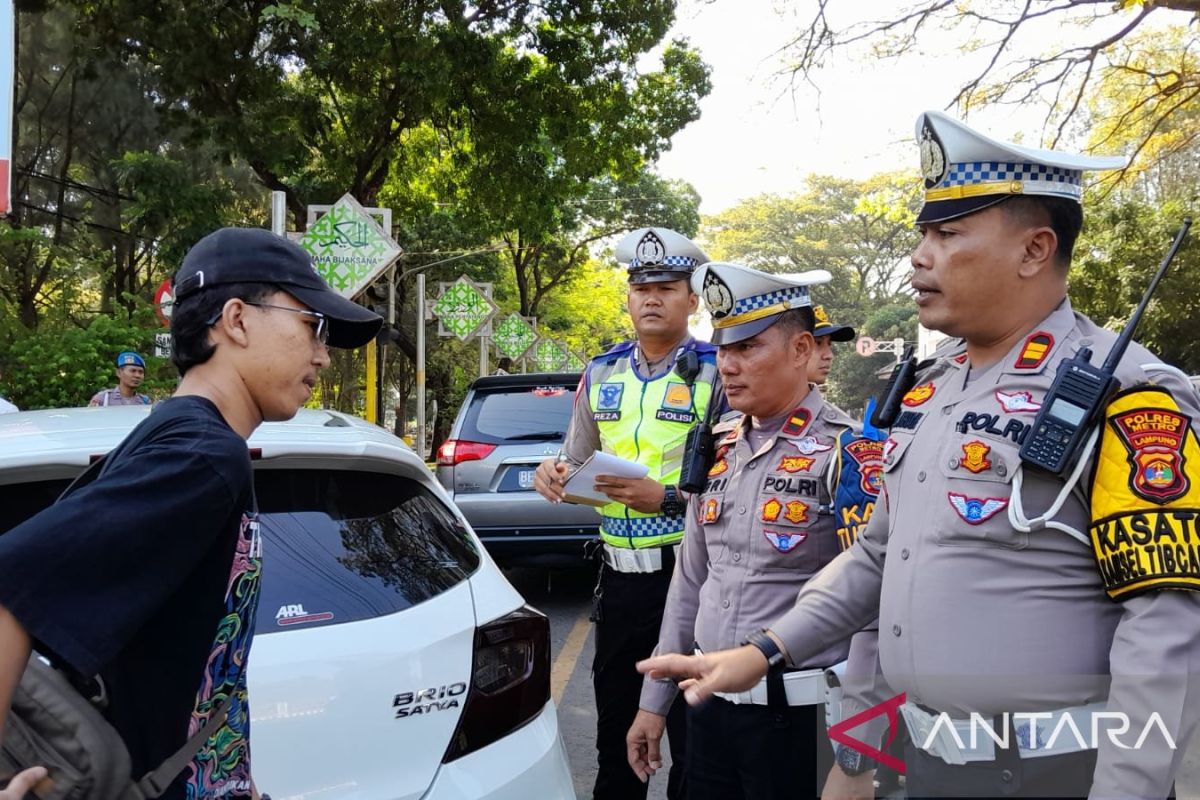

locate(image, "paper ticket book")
(562, 451), (650, 507)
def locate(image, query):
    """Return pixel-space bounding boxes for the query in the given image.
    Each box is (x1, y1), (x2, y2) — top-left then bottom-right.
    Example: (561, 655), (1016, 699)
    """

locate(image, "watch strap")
(742, 629), (785, 668)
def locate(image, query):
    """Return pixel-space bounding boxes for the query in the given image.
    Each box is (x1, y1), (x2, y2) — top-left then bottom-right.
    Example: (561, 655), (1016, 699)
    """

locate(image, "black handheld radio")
(870, 345), (918, 430)
(677, 350), (723, 494)
(1019, 218), (1192, 476)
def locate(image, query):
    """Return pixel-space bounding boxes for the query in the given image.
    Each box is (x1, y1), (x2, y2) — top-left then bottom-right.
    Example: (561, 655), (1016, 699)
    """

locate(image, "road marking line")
(551, 607), (592, 704)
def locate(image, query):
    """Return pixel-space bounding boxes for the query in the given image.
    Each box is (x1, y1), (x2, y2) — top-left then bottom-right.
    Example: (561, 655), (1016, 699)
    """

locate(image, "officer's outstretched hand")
(593, 475), (665, 514)
(533, 457), (569, 503)
(0, 766), (49, 799)
(637, 645), (769, 706)
(626, 709), (667, 783)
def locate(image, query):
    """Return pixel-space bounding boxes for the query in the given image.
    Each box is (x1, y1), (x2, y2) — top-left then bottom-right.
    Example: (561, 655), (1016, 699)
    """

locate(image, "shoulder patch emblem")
(764, 529), (807, 553)
(1111, 407), (1192, 503)
(844, 438), (885, 495)
(781, 408), (812, 437)
(996, 390), (1042, 414)
(902, 383), (935, 407)
(708, 458), (729, 478)
(1014, 332), (1054, 369)
(960, 440), (993, 474)
(948, 493), (1008, 525)
(792, 436), (833, 456)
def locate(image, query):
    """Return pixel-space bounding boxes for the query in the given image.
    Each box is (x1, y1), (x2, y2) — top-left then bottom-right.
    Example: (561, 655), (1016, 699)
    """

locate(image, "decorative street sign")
(492, 313), (539, 360)
(432, 276), (498, 341)
(566, 351), (586, 371)
(153, 279), (174, 328)
(531, 338), (569, 372)
(297, 194), (401, 298)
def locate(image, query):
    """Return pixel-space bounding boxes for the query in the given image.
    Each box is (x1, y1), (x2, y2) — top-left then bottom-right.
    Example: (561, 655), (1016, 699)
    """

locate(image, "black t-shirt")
(0, 396), (260, 799)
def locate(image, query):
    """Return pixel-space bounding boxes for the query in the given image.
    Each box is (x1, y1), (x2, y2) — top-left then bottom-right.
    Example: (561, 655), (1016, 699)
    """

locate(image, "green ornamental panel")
(566, 351), (586, 371)
(432, 277), (498, 341)
(532, 338), (569, 372)
(492, 313), (539, 360)
(297, 194), (401, 298)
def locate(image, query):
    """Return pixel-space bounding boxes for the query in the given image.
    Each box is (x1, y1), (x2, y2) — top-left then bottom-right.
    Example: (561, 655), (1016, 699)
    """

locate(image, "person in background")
(89, 352), (152, 407)
(808, 305), (855, 387)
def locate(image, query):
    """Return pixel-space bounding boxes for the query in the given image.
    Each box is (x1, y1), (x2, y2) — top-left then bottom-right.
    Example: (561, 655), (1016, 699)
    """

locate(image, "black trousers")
(904, 739), (1098, 799)
(685, 696), (833, 800)
(591, 564), (687, 800)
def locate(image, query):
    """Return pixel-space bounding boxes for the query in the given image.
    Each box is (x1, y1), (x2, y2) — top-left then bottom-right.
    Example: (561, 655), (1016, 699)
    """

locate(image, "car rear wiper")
(506, 431), (564, 441)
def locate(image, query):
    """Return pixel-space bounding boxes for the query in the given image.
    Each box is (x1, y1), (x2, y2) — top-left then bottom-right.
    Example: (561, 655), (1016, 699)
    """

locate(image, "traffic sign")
(855, 336), (877, 356)
(297, 194), (402, 298)
(153, 279), (174, 328)
(492, 313), (538, 360)
(531, 338), (569, 372)
(432, 276), (498, 341)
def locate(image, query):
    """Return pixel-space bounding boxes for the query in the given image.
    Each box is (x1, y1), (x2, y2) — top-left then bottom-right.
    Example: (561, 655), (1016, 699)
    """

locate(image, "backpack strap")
(133, 695), (233, 797)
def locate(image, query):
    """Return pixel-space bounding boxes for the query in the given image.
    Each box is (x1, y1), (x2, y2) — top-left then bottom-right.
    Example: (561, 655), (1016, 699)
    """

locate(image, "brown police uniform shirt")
(769, 299), (1200, 797)
(640, 386), (861, 715)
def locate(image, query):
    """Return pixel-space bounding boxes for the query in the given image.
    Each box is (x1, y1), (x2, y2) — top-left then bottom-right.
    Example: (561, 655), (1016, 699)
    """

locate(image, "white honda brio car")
(0, 406), (576, 800)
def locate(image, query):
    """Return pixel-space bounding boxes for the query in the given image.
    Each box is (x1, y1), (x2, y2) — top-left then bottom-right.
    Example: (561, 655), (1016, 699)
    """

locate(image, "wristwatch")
(742, 628), (785, 668)
(835, 744), (877, 776)
(660, 484), (684, 517)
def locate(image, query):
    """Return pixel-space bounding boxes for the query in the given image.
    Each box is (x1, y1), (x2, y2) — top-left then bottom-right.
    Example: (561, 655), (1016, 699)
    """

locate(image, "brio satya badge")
(919, 117), (948, 189)
(635, 230), (667, 265)
(702, 269), (734, 319)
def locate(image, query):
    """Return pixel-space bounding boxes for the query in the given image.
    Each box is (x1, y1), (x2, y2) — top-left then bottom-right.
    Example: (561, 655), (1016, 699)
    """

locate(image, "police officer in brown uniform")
(626, 263), (884, 799)
(638, 111), (1200, 798)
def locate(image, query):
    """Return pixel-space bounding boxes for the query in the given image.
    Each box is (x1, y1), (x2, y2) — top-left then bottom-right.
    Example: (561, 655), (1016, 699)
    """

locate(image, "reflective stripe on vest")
(587, 346), (717, 549)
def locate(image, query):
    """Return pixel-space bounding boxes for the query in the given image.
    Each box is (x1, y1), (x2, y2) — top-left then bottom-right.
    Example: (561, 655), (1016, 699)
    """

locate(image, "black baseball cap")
(173, 227), (383, 349)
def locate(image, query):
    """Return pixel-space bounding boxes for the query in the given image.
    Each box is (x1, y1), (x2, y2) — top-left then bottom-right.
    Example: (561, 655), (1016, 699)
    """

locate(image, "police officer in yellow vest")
(533, 227), (718, 800)
(638, 111), (1200, 799)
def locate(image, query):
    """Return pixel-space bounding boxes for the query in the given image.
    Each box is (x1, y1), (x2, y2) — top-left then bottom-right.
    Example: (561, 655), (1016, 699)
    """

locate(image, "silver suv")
(436, 373), (599, 567)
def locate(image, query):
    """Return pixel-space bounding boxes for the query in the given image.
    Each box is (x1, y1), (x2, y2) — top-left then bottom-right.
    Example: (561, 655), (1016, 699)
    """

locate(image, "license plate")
(517, 468), (536, 489)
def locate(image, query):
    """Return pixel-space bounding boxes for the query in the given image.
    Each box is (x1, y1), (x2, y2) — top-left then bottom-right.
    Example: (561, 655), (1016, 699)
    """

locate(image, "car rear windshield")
(255, 469), (479, 631)
(460, 383), (577, 444)
(0, 468), (480, 633)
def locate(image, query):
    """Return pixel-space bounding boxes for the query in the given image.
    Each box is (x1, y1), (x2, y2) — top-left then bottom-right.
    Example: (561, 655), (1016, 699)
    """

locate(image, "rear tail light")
(436, 439), (497, 466)
(442, 606), (551, 761)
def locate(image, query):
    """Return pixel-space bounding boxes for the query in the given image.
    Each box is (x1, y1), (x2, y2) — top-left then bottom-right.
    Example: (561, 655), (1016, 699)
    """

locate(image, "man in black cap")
(808, 305), (855, 388)
(0, 228), (380, 799)
(533, 227), (718, 800)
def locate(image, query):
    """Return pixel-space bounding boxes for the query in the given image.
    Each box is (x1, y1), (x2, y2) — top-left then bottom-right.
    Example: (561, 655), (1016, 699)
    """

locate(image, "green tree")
(1071, 195), (1200, 373)
(780, 0), (1200, 172)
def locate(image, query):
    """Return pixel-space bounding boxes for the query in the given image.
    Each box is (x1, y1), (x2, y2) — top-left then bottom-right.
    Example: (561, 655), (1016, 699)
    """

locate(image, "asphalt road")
(505, 564), (1200, 800)
(506, 566), (674, 800)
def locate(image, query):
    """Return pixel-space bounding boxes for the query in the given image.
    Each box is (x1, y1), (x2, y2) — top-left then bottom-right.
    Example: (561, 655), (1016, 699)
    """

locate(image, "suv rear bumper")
(425, 700), (576, 799)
